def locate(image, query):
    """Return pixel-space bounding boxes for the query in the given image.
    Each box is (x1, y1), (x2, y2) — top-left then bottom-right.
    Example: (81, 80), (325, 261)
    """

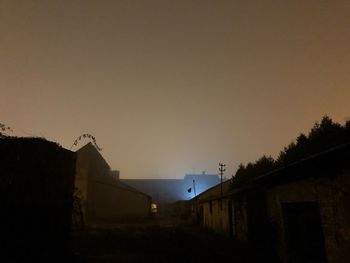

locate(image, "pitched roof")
(76, 142), (111, 170)
(192, 180), (231, 202)
(116, 180), (152, 199)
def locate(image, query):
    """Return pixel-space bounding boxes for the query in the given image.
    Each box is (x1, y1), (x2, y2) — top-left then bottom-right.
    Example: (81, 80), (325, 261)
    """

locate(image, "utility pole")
(219, 163), (226, 209)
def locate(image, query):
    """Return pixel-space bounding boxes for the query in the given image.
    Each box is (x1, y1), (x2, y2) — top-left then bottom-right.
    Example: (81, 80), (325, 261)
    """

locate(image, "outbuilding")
(195, 143), (350, 263)
(74, 143), (152, 226)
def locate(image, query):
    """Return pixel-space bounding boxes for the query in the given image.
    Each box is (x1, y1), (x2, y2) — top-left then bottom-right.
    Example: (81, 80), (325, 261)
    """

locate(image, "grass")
(69, 216), (250, 263)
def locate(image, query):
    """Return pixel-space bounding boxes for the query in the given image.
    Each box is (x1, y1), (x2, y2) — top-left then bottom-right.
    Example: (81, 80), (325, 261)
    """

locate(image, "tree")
(231, 115), (350, 189)
(0, 123), (13, 137)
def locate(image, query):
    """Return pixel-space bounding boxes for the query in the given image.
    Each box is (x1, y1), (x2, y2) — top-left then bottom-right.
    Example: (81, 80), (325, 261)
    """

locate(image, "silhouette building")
(121, 171), (221, 204)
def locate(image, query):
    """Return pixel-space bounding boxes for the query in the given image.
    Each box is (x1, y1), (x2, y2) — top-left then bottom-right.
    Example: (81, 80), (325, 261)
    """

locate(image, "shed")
(194, 143), (350, 263)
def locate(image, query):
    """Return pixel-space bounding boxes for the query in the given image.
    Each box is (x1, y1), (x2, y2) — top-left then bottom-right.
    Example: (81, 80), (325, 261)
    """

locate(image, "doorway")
(228, 200), (234, 237)
(282, 202), (327, 263)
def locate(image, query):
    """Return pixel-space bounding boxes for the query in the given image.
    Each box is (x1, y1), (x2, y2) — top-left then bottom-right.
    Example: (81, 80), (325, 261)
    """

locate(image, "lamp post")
(193, 179), (197, 199)
(188, 179), (199, 223)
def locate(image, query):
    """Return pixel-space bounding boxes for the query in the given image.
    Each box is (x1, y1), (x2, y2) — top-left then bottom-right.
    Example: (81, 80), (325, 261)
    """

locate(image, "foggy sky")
(1, 0), (350, 179)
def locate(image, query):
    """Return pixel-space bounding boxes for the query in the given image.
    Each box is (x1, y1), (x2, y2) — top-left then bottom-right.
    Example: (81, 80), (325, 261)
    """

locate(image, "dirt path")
(69, 216), (250, 263)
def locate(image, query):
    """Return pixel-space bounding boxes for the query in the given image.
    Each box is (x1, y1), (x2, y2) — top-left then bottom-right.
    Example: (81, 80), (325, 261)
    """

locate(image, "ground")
(69, 216), (251, 263)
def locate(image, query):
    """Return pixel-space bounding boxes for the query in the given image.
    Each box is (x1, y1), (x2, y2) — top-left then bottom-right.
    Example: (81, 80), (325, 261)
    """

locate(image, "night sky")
(1, 0), (350, 179)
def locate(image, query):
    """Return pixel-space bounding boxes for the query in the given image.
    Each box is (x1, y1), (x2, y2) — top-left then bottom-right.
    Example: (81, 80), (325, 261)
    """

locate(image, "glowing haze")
(1, 1), (350, 179)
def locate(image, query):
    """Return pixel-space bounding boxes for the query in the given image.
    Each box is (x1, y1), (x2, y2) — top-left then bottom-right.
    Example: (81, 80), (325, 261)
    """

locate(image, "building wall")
(199, 196), (249, 242)
(200, 198), (238, 237)
(74, 156), (89, 222)
(266, 170), (350, 263)
(75, 143), (151, 225)
(194, 147), (350, 262)
(90, 181), (151, 219)
(192, 181), (236, 236)
(197, 170), (350, 262)
(233, 196), (249, 241)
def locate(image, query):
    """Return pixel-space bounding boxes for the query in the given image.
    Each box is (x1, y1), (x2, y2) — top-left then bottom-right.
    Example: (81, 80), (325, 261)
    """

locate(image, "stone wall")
(266, 170), (350, 263)
(0, 138), (76, 260)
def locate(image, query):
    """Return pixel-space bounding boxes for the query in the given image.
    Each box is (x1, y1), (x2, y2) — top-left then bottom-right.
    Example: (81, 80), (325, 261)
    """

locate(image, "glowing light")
(151, 203), (157, 213)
